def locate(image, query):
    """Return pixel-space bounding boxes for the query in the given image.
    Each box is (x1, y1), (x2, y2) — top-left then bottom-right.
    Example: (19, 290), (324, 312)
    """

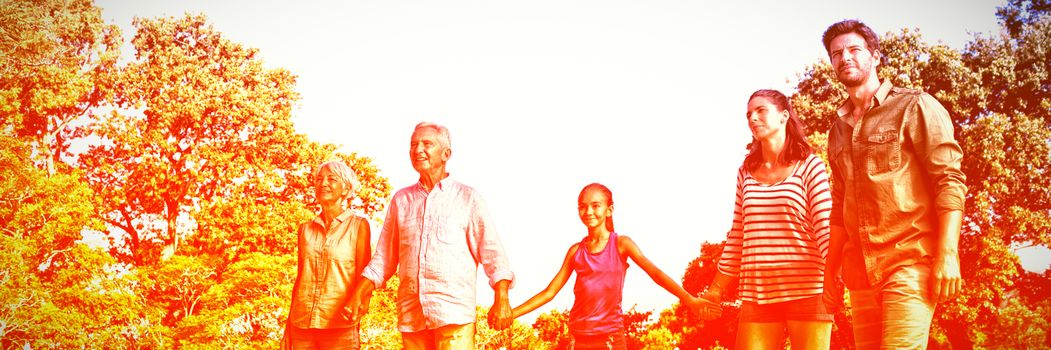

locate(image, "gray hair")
(314, 160), (361, 201)
(414, 121), (452, 149)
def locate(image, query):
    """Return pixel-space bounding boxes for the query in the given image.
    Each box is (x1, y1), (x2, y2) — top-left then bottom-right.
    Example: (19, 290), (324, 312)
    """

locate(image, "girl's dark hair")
(743, 90), (813, 172)
(579, 183), (615, 232)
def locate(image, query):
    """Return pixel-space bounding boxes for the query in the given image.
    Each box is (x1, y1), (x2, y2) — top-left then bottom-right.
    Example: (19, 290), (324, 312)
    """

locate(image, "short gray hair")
(414, 121), (452, 149)
(314, 160), (361, 201)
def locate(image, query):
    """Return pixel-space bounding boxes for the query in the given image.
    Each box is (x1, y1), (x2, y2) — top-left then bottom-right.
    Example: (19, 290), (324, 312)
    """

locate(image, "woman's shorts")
(739, 295), (833, 323)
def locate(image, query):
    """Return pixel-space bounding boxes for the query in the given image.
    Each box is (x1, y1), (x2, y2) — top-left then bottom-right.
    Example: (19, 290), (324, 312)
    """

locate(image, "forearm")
(826, 225), (847, 276)
(704, 271), (735, 302)
(936, 210), (963, 257)
(493, 279), (510, 302)
(646, 267), (693, 301)
(512, 289), (556, 318)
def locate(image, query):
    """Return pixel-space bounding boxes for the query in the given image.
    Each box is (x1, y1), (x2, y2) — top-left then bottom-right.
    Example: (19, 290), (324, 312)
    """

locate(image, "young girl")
(701, 89), (834, 350)
(512, 183), (718, 349)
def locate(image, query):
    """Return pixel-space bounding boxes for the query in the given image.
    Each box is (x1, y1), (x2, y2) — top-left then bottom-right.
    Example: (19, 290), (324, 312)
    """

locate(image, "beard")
(836, 65), (870, 87)
(836, 60), (875, 88)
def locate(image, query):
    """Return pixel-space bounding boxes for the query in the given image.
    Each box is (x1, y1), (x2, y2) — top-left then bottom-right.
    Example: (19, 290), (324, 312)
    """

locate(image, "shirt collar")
(836, 79), (894, 120)
(416, 175), (453, 192)
(311, 207), (355, 226)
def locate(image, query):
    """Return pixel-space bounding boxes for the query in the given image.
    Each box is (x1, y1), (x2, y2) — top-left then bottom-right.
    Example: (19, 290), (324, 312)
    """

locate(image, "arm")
(803, 156), (843, 309)
(701, 271), (735, 304)
(346, 204), (399, 324)
(931, 210), (963, 304)
(511, 244), (578, 318)
(488, 279), (512, 330)
(618, 236), (693, 301)
(911, 94), (967, 304)
(464, 192), (516, 329)
(283, 224), (307, 349)
(824, 225), (847, 310)
(346, 218), (373, 319)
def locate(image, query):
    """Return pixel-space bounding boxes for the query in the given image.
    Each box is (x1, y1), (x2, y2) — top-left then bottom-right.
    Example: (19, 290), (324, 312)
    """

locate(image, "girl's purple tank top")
(569, 231), (628, 336)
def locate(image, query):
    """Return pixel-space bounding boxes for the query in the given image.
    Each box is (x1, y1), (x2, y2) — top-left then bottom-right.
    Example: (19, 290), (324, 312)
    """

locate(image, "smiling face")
(409, 126), (451, 175)
(746, 96), (787, 141)
(314, 166), (349, 205)
(828, 32), (880, 87)
(578, 188), (613, 232)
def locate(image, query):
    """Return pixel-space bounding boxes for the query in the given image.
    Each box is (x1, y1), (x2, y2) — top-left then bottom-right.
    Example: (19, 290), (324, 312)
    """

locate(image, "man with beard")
(819, 19), (967, 349)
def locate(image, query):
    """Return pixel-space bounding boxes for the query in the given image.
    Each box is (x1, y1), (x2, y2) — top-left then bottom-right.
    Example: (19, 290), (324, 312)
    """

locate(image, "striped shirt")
(718, 154), (833, 304)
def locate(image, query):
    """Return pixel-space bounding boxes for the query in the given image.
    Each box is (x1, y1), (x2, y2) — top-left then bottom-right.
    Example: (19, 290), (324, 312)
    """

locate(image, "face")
(746, 96), (787, 141)
(828, 32), (879, 87)
(314, 167), (349, 205)
(578, 189), (612, 231)
(409, 127), (450, 174)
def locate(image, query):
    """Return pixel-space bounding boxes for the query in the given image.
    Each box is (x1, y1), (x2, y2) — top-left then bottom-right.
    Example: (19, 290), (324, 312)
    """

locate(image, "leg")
(402, 329), (437, 350)
(736, 322), (786, 350)
(880, 264), (935, 349)
(434, 323), (475, 350)
(848, 288), (883, 350)
(786, 321), (832, 350)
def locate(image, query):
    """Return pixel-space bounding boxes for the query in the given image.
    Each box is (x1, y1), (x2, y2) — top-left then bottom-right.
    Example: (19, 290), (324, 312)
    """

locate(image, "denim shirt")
(828, 80), (967, 288)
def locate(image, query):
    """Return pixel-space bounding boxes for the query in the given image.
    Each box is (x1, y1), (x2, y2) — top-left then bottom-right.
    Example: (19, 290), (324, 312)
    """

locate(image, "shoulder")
(391, 184), (418, 199)
(447, 180), (481, 196)
(616, 234), (638, 250)
(353, 214), (370, 227)
(568, 242), (582, 255)
(888, 85), (942, 107)
(802, 154), (827, 169)
(890, 85), (924, 96)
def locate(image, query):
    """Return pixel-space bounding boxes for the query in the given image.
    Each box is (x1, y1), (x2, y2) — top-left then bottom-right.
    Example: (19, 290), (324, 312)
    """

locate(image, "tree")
(531, 309), (570, 349)
(77, 13), (390, 267)
(0, 132), (155, 348)
(77, 13), (301, 265)
(0, 0), (121, 174)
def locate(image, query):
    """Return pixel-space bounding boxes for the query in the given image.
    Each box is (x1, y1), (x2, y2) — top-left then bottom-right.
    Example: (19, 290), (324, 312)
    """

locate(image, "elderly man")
(346, 122), (514, 349)
(821, 19), (967, 349)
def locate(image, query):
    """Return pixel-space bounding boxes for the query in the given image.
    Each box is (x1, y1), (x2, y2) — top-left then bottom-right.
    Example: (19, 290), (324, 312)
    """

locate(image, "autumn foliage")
(1, 0), (1049, 348)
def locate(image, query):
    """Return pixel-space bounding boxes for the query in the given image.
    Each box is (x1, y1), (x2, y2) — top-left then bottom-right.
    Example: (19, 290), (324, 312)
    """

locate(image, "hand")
(694, 294), (722, 321)
(487, 296), (513, 330)
(930, 252), (963, 304)
(823, 275), (844, 312)
(342, 287), (372, 324)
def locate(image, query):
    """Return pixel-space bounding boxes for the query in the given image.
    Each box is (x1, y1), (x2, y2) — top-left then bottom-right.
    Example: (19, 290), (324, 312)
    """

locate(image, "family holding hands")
(282, 19), (966, 350)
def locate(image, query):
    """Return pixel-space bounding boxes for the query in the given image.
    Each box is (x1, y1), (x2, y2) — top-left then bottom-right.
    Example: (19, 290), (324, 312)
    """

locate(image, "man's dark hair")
(822, 19), (881, 57)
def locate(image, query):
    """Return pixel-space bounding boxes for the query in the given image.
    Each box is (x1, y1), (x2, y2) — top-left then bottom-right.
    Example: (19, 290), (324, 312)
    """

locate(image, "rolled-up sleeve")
(467, 193), (515, 288)
(362, 198), (400, 288)
(911, 94), (967, 214)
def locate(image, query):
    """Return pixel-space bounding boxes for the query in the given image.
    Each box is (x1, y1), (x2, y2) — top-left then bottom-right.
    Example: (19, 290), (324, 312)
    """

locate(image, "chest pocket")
(864, 129), (901, 175)
(434, 211), (468, 245)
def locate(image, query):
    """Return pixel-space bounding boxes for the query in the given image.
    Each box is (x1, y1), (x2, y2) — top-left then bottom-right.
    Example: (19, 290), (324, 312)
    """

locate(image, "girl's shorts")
(570, 330), (627, 350)
(739, 295), (833, 323)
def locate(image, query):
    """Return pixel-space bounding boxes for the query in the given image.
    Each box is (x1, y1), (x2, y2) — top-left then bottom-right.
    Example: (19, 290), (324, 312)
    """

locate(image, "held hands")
(930, 252), (963, 304)
(823, 274), (844, 312)
(342, 284), (374, 325)
(684, 294), (722, 321)
(487, 297), (512, 330)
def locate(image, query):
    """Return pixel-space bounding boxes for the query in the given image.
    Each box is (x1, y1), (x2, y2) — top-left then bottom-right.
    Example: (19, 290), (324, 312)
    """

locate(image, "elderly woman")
(284, 160), (371, 349)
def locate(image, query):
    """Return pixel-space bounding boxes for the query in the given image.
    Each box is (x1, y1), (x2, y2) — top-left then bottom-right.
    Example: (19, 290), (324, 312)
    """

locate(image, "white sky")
(94, 0), (1048, 324)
